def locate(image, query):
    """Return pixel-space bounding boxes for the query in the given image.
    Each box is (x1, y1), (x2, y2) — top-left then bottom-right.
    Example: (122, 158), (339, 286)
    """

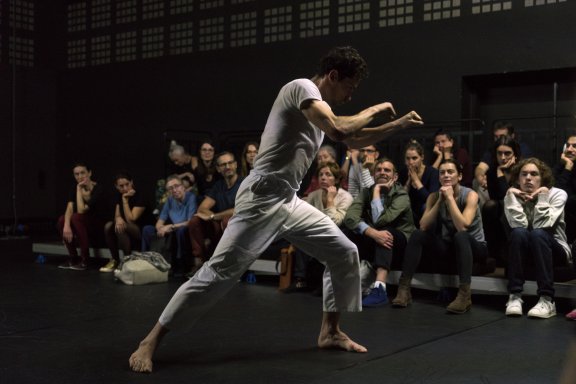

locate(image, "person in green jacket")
(344, 158), (415, 307)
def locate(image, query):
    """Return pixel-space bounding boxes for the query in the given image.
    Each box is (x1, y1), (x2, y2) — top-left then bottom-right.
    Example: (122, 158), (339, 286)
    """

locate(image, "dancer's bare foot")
(129, 322), (169, 373)
(129, 341), (155, 373)
(318, 329), (367, 353)
(318, 312), (367, 353)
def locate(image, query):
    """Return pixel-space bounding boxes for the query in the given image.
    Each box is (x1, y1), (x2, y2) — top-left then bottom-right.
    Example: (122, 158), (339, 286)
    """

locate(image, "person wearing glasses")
(141, 175), (197, 275)
(346, 144), (379, 198)
(129, 46), (423, 373)
(188, 151), (244, 274)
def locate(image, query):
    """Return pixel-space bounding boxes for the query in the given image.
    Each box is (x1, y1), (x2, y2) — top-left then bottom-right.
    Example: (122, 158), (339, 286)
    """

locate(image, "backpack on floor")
(114, 251), (171, 285)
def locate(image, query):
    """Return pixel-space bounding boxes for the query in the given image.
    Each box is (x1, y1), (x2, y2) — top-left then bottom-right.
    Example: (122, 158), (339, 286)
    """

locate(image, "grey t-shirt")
(252, 78), (325, 193)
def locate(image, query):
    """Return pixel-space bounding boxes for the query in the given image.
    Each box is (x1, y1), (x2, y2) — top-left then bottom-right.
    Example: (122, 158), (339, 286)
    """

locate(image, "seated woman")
(57, 163), (110, 271)
(504, 158), (571, 319)
(240, 141), (259, 177)
(287, 161), (353, 292)
(481, 136), (521, 264)
(193, 140), (221, 198)
(101, 172), (150, 272)
(302, 144), (347, 196)
(392, 159), (488, 313)
(398, 139), (439, 226)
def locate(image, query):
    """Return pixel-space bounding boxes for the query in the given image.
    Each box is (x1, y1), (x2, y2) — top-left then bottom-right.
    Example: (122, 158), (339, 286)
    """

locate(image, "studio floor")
(1, 255), (575, 384)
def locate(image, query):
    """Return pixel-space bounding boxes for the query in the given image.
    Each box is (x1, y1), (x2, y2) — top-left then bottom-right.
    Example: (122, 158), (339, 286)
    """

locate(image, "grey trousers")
(159, 174), (362, 330)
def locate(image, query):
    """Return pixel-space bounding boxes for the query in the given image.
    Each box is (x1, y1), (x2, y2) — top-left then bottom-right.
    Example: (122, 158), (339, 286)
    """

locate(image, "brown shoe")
(392, 275), (412, 308)
(446, 284), (472, 314)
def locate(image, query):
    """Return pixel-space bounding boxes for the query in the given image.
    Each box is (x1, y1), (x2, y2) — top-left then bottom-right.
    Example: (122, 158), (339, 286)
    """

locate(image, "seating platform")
(32, 241), (280, 274)
(32, 241), (576, 298)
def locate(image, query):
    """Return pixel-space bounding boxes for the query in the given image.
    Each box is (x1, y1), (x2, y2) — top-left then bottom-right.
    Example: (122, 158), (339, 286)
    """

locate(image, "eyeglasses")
(166, 184), (183, 191)
(218, 160), (236, 168)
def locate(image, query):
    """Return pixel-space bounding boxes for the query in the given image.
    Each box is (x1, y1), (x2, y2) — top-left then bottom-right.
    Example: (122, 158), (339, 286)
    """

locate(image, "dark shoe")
(70, 261), (87, 271)
(362, 285), (388, 307)
(58, 261), (74, 269)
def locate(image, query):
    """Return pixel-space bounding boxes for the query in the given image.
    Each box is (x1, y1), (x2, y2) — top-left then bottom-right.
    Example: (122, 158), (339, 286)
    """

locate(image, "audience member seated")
(346, 144), (378, 198)
(475, 121), (533, 189)
(398, 139), (439, 226)
(240, 141), (259, 177)
(504, 158), (571, 319)
(194, 140), (221, 198)
(481, 136), (521, 265)
(168, 140), (197, 193)
(188, 151), (244, 275)
(344, 158), (415, 307)
(141, 175), (197, 276)
(392, 159), (487, 314)
(287, 161), (353, 293)
(432, 129), (473, 187)
(554, 130), (576, 246)
(58, 163), (110, 271)
(302, 144), (347, 196)
(556, 133), (576, 321)
(101, 172), (150, 273)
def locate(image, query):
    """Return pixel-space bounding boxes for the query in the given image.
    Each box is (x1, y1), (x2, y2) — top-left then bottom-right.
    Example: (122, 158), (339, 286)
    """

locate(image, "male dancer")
(130, 46), (423, 373)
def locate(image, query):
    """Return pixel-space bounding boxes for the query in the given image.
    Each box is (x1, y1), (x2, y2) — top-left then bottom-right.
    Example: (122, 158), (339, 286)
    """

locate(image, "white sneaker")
(527, 296), (556, 319)
(505, 294), (523, 316)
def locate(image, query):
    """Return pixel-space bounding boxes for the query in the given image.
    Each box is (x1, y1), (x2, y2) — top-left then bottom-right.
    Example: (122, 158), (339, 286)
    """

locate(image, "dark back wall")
(3, 1), (576, 223)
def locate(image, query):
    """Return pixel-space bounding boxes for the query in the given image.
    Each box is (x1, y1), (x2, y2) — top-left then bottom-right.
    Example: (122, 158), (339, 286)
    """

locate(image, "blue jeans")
(507, 227), (566, 298)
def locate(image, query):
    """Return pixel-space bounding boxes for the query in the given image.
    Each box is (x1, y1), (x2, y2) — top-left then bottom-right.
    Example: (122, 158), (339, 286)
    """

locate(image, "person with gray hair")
(168, 140), (196, 190)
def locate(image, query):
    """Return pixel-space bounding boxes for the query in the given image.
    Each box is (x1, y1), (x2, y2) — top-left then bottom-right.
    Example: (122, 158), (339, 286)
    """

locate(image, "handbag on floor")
(114, 251), (171, 285)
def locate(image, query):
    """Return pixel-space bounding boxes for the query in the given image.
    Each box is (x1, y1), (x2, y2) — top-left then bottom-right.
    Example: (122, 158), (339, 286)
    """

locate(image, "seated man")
(141, 175), (197, 275)
(344, 158), (415, 307)
(504, 158), (572, 319)
(188, 151), (244, 272)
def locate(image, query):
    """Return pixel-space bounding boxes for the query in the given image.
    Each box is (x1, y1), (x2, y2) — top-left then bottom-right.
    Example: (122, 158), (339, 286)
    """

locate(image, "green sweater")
(344, 183), (416, 240)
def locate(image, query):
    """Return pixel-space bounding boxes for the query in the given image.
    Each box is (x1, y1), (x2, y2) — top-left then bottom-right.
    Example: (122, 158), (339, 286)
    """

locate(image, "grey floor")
(1, 256), (575, 384)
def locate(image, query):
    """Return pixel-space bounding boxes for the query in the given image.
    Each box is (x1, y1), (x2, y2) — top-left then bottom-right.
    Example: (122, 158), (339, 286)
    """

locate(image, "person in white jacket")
(504, 157), (572, 319)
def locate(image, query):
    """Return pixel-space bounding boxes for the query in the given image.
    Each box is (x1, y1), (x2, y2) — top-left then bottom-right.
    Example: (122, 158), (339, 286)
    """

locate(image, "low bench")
(32, 241), (282, 275)
(32, 241), (576, 298)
